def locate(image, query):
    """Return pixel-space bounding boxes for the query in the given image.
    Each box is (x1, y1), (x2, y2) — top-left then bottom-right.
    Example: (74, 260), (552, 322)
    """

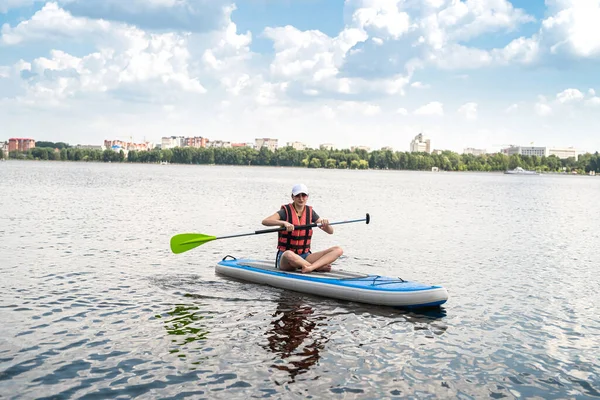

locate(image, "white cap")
(291, 183), (309, 196)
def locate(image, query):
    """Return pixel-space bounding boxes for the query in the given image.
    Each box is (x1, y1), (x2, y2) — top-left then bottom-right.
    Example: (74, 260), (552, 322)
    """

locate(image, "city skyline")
(1, 1), (599, 153)
(2, 135), (587, 161)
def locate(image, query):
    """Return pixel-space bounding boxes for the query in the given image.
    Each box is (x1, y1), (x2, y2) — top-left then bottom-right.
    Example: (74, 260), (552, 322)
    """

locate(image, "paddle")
(170, 213), (370, 254)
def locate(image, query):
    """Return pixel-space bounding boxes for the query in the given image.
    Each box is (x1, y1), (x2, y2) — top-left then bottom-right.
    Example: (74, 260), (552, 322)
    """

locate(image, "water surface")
(1, 161), (599, 399)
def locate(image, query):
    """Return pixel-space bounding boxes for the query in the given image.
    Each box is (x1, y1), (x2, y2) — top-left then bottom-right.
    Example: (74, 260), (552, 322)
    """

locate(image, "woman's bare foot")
(316, 264), (331, 272)
(301, 264), (313, 274)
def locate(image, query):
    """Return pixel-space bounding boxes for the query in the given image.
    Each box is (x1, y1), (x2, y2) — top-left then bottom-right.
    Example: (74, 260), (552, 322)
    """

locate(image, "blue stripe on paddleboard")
(217, 260), (444, 293)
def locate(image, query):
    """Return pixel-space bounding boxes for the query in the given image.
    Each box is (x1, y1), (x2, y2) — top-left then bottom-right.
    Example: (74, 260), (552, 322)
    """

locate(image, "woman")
(262, 183), (343, 273)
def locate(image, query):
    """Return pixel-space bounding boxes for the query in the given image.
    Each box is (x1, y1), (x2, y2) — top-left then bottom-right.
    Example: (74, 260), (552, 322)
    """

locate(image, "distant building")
(463, 148), (487, 156)
(431, 149), (443, 155)
(286, 141), (307, 151)
(161, 136), (186, 149)
(410, 133), (431, 153)
(8, 138), (35, 152)
(208, 140), (232, 148)
(381, 146), (394, 152)
(320, 143), (335, 151)
(104, 140), (152, 155)
(351, 146), (371, 152)
(255, 138), (278, 152)
(548, 147), (577, 159)
(502, 146), (548, 157)
(76, 145), (105, 151)
(231, 143), (253, 148)
(186, 136), (207, 148)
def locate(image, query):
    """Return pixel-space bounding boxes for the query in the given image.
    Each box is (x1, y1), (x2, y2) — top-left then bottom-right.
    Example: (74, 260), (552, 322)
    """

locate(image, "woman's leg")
(303, 246), (343, 273)
(278, 250), (311, 271)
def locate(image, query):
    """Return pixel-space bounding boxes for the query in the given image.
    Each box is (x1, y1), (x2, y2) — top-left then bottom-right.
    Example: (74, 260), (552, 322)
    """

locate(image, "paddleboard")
(216, 256), (448, 308)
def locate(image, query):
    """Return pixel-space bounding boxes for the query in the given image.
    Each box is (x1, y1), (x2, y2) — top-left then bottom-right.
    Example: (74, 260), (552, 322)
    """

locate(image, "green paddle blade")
(170, 233), (217, 254)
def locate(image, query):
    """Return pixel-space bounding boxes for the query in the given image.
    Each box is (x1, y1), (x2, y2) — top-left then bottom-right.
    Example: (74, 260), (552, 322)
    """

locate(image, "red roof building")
(8, 138), (35, 152)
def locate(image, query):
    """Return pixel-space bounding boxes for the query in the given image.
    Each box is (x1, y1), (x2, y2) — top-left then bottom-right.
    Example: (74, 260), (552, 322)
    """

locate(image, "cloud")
(414, 101), (443, 116)
(0, 65), (10, 78)
(396, 107), (408, 115)
(586, 97), (600, 107)
(260, 23), (414, 100)
(410, 81), (430, 89)
(541, 0), (600, 58)
(1, 3), (209, 106)
(58, 0), (232, 32)
(534, 102), (552, 116)
(263, 25), (368, 83)
(458, 102), (477, 120)
(505, 103), (519, 113)
(417, 0), (535, 50)
(350, 0), (412, 40)
(556, 88), (584, 103)
(1, 2), (111, 45)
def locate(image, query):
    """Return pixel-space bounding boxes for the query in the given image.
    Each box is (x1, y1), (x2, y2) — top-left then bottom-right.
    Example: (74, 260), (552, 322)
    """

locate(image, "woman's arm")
(262, 212), (294, 231)
(317, 218), (334, 234)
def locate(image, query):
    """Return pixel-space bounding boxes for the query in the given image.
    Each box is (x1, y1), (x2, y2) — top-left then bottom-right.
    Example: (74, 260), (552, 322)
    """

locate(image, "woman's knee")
(332, 246), (343, 257)
(282, 251), (291, 262)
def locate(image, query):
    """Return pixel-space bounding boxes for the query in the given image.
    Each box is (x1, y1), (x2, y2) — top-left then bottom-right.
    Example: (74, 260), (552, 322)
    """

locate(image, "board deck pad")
(236, 260), (371, 280)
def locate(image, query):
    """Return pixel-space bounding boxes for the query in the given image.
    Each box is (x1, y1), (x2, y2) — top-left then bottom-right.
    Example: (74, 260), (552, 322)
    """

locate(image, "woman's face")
(292, 193), (308, 207)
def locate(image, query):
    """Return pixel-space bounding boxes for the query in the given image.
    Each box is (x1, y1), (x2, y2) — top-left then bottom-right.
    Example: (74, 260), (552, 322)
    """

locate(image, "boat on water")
(216, 256), (448, 309)
(504, 166), (539, 175)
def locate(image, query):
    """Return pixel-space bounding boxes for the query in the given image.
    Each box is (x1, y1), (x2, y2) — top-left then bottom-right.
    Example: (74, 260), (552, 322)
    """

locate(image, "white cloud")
(396, 107), (408, 115)
(589, 88), (596, 96)
(535, 102), (552, 116)
(263, 25), (368, 84)
(458, 102), (477, 120)
(505, 103), (519, 113)
(418, 0), (535, 50)
(542, 0), (600, 58)
(2, 3), (208, 105)
(410, 81), (430, 89)
(57, 0), (231, 32)
(556, 88), (584, 103)
(414, 101), (444, 116)
(586, 97), (600, 107)
(1, 2), (111, 45)
(351, 0), (412, 40)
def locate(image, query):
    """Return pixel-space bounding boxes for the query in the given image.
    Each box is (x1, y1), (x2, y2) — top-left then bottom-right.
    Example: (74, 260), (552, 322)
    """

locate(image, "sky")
(1, 0), (599, 153)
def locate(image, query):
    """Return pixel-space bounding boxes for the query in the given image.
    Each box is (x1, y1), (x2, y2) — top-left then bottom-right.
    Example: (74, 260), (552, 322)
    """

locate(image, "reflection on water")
(263, 295), (329, 383)
(156, 303), (210, 360)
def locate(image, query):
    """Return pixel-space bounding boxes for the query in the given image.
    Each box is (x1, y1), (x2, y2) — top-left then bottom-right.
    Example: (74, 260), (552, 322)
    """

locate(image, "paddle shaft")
(216, 213), (370, 240)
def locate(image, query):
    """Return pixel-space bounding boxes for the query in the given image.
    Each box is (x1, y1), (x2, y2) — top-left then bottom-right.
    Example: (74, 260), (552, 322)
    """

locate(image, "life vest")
(277, 204), (313, 254)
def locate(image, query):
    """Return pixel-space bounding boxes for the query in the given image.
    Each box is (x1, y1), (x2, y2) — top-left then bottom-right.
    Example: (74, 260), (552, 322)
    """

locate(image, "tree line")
(4, 143), (600, 174)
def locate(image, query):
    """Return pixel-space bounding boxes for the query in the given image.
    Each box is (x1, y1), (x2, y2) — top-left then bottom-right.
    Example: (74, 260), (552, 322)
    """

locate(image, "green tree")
(325, 158), (337, 169)
(309, 158), (321, 168)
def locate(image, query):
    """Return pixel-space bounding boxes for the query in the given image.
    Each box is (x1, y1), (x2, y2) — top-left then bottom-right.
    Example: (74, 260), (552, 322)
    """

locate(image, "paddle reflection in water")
(155, 302), (211, 364)
(263, 295), (330, 383)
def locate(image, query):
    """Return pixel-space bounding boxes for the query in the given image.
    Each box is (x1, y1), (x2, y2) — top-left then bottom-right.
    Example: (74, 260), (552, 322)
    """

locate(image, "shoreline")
(2, 158), (598, 176)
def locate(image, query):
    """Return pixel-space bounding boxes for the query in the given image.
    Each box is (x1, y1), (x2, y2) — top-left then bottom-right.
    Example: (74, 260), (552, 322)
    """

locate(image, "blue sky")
(1, 0), (599, 153)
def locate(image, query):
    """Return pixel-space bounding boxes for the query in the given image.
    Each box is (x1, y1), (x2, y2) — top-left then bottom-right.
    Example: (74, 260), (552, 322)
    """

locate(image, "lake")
(1, 160), (599, 399)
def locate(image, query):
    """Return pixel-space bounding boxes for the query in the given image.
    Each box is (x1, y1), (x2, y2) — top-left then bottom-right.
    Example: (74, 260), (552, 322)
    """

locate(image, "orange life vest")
(277, 204), (313, 254)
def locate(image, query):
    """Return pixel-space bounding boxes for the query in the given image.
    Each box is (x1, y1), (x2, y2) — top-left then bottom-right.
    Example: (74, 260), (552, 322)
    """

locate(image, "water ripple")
(1, 162), (599, 399)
